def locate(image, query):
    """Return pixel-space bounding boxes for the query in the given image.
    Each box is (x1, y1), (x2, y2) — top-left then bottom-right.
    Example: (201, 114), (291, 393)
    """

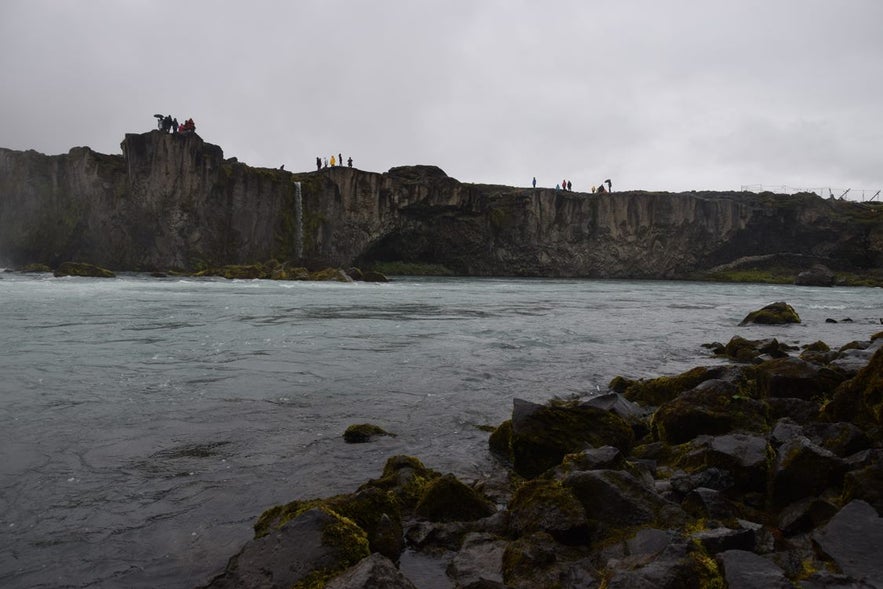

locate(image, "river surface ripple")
(1, 274), (881, 588)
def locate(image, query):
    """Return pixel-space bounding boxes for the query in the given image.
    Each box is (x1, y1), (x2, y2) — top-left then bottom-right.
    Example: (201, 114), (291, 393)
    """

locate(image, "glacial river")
(1, 273), (880, 588)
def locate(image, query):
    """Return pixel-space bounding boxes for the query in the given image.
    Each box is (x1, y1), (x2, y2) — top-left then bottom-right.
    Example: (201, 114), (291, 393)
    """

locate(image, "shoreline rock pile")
(199, 304), (883, 588)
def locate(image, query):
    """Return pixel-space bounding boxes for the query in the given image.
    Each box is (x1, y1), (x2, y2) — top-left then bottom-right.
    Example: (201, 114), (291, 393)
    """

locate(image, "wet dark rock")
(692, 526), (756, 554)
(325, 553), (418, 589)
(559, 445), (625, 472)
(716, 549), (792, 588)
(777, 497), (838, 537)
(812, 500), (883, 587)
(564, 469), (685, 541)
(703, 433), (772, 494)
(795, 264), (836, 287)
(603, 529), (714, 589)
(201, 507), (368, 589)
(362, 270), (389, 282)
(651, 379), (769, 444)
(343, 423), (396, 443)
(446, 532), (507, 588)
(682, 487), (740, 520)
(619, 365), (741, 406)
(770, 437), (847, 509)
(755, 357), (847, 401)
(767, 397), (822, 425)
(504, 397), (634, 478)
(722, 336), (795, 363)
(842, 459), (883, 516)
(822, 346), (883, 429)
(739, 301), (801, 326)
(507, 479), (589, 545)
(54, 261), (115, 278)
(415, 473), (495, 523)
(671, 467), (736, 496)
(803, 422), (871, 457)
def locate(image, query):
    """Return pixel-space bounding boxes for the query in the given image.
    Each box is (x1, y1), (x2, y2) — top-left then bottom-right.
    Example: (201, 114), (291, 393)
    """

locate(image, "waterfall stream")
(294, 181), (303, 261)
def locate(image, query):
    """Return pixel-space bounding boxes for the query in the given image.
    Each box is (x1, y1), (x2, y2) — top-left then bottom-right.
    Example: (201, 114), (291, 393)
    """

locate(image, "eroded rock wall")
(1, 131), (881, 276)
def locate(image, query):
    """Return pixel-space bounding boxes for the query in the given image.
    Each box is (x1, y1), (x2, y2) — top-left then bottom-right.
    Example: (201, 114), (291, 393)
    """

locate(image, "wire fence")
(740, 185), (881, 202)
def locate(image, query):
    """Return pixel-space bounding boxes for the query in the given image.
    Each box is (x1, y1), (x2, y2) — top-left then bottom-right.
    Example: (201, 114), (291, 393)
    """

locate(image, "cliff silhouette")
(1, 130), (882, 283)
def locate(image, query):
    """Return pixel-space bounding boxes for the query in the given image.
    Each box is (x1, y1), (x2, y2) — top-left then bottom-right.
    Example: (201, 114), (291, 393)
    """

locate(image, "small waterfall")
(294, 182), (303, 261)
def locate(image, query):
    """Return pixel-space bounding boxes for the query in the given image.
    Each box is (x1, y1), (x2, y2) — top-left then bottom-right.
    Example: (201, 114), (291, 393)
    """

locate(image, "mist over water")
(1, 274), (881, 588)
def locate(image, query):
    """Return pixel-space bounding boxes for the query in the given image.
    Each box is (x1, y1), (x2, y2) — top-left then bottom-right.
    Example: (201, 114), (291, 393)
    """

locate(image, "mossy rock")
(755, 357), (847, 402)
(507, 479), (589, 545)
(310, 267), (353, 282)
(362, 270), (389, 283)
(359, 455), (441, 511)
(821, 346), (883, 428)
(488, 419), (513, 462)
(739, 301), (800, 326)
(651, 380), (770, 444)
(620, 366), (728, 407)
(18, 263), (52, 273)
(343, 423), (395, 443)
(414, 473), (495, 522)
(53, 261), (115, 278)
(508, 398), (635, 479)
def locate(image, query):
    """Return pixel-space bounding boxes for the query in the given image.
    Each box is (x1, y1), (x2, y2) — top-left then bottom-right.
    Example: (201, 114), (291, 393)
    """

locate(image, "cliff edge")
(1, 131), (881, 280)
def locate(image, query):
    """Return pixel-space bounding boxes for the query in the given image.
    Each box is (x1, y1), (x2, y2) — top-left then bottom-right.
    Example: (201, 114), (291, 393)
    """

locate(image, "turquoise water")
(1, 273), (880, 588)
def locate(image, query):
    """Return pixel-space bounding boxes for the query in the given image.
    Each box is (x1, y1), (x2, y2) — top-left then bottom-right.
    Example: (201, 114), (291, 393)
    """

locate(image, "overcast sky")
(2, 1), (881, 197)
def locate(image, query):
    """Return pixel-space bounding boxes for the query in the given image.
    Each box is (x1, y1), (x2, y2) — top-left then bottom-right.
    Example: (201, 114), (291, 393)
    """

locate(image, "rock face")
(2, 132), (883, 276)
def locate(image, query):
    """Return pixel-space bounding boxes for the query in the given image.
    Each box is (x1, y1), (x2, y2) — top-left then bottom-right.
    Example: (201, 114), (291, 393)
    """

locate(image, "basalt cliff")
(2, 130), (882, 280)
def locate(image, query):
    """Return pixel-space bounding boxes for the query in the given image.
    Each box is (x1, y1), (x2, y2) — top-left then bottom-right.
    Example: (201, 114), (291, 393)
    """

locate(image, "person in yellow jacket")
(330, 155), (336, 167)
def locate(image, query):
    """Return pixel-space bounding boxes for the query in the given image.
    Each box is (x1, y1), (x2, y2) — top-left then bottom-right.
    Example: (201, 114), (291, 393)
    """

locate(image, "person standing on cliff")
(566, 180), (572, 191)
(324, 157), (328, 168)
(532, 177), (536, 189)
(316, 156), (322, 171)
(330, 155), (336, 167)
(338, 153), (342, 167)
(347, 157), (353, 167)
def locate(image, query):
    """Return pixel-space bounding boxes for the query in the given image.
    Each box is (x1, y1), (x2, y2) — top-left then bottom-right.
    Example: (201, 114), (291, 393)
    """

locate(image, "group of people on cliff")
(316, 154), (353, 170)
(154, 114), (196, 134)
(533, 177), (613, 193)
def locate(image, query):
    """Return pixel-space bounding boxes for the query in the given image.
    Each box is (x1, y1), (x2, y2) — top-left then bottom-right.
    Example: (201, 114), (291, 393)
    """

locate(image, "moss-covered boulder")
(619, 365), (742, 406)
(651, 379), (769, 445)
(739, 301), (800, 326)
(53, 261), (115, 278)
(310, 267), (353, 282)
(720, 336), (795, 363)
(770, 437), (847, 509)
(414, 473), (495, 522)
(755, 357), (847, 402)
(203, 507), (369, 589)
(563, 469), (686, 541)
(343, 423), (395, 443)
(821, 346), (883, 429)
(18, 263), (52, 273)
(359, 455), (441, 511)
(363, 270), (389, 283)
(502, 398), (635, 479)
(507, 479), (589, 545)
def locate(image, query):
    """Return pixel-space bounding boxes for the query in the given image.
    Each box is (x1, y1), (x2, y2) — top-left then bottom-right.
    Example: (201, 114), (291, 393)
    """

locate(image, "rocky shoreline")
(195, 302), (883, 588)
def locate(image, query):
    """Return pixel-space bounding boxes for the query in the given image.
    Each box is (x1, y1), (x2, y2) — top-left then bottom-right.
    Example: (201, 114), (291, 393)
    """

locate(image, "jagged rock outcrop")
(2, 131), (882, 278)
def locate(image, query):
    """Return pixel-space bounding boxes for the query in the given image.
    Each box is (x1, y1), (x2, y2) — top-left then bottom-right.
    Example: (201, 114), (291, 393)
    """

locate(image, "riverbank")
(199, 305), (883, 588)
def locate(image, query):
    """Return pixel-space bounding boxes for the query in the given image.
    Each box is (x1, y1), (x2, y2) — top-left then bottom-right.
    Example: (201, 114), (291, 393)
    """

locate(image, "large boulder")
(618, 365), (743, 407)
(770, 436), (847, 509)
(821, 346), (883, 429)
(414, 473), (495, 522)
(446, 532), (507, 588)
(812, 500), (883, 587)
(499, 398), (634, 479)
(739, 302), (800, 326)
(507, 479), (589, 545)
(325, 553), (418, 589)
(201, 507), (369, 589)
(650, 379), (769, 444)
(53, 261), (115, 278)
(755, 357), (846, 401)
(715, 550), (792, 589)
(795, 264), (836, 286)
(563, 469), (685, 541)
